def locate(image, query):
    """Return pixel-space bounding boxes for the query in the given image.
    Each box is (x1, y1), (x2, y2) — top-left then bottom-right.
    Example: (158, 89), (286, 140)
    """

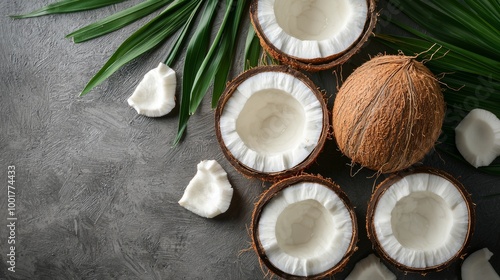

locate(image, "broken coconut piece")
(461, 248), (500, 280)
(178, 160), (233, 218)
(251, 175), (357, 279)
(127, 62), (176, 117)
(346, 254), (396, 280)
(215, 66), (329, 181)
(367, 167), (475, 273)
(250, 0), (377, 71)
(455, 108), (500, 168)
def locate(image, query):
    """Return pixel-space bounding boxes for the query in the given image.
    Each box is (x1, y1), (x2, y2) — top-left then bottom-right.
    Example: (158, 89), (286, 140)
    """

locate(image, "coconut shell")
(215, 66), (329, 181)
(250, 0), (378, 72)
(366, 167), (475, 274)
(251, 174), (358, 279)
(332, 55), (446, 173)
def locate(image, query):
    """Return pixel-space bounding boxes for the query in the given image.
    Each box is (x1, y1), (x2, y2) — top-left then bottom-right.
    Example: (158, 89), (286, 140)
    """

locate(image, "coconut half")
(251, 175), (357, 279)
(250, 0), (377, 71)
(215, 66), (329, 181)
(367, 167), (475, 273)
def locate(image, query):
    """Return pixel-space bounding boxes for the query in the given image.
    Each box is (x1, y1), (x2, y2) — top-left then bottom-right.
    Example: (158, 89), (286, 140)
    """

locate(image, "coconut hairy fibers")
(332, 55), (445, 173)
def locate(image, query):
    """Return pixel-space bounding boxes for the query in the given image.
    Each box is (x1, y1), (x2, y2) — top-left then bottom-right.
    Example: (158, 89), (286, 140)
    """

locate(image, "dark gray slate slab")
(1, 1), (499, 279)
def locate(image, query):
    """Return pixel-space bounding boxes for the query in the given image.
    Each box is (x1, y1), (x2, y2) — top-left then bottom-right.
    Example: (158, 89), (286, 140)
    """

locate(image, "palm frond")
(163, 0), (203, 66)
(66, 0), (173, 43)
(12, 0), (252, 145)
(11, 0), (128, 18)
(188, 0), (241, 115)
(391, 1), (500, 60)
(174, 0), (219, 145)
(380, 0), (500, 174)
(211, 0), (248, 108)
(244, 24), (262, 70)
(80, 0), (200, 96)
(175, 0), (248, 144)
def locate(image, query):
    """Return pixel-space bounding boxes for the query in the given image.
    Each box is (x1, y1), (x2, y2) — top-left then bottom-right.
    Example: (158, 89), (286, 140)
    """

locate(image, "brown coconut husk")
(250, 174), (358, 279)
(332, 55), (446, 174)
(250, 0), (378, 72)
(366, 167), (475, 274)
(214, 66), (329, 182)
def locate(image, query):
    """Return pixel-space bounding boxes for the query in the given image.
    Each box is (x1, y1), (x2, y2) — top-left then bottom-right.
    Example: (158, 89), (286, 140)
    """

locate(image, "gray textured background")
(1, 0), (499, 279)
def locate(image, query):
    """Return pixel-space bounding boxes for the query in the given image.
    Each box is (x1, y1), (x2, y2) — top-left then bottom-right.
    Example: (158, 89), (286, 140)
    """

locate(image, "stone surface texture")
(1, 1), (499, 279)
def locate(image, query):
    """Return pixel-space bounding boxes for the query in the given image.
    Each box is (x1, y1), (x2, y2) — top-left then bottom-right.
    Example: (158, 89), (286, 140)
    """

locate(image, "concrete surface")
(1, 0), (499, 279)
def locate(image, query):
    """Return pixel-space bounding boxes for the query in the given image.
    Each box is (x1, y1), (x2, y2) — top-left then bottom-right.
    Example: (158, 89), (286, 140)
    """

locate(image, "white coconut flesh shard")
(258, 0), (368, 60)
(346, 254), (396, 280)
(461, 248), (500, 280)
(178, 160), (233, 218)
(219, 71), (323, 173)
(373, 173), (470, 269)
(127, 62), (176, 117)
(455, 108), (500, 168)
(258, 182), (353, 276)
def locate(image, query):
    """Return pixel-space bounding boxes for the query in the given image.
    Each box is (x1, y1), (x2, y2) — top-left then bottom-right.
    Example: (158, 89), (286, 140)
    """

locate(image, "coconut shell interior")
(214, 65), (329, 182)
(250, 174), (358, 279)
(250, 0), (378, 72)
(366, 167), (476, 273)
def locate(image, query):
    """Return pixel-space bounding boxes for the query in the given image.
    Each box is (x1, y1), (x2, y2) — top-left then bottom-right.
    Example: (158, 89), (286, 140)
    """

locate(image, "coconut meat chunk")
(373, 173), (469, 269)
(455, 108), (500, 168)
(461, 248), (500, 280)
(257, 0), (368, 59)
(258, 182), (353, 276)
(127, 62), (176, 117)
(178, 160), (233, 218)
(219, 71), (323, 173)
(346, 254), (396, 280)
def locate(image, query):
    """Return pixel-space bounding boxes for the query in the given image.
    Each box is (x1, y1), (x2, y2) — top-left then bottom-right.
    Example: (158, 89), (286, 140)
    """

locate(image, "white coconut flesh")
(461, 248), (500, 280)
(373, 173), (470, 269)
(257, 0), (368, 59)
(258, 182), (353, 276)
(219, 71), (323, 173)
(127, 62), (176, 117)
(346, 254), (396, 280)
(455, 108), (500, 168)
(178, 160), (233, 218)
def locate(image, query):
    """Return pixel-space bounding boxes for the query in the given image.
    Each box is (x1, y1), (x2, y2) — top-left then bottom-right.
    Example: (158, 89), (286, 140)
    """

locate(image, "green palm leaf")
(11, 0), (128, 18)
(392, 1), (500, 60)
(174, 0), (218, 145)
(211, 0), (248, 108)
(164, 0), (203, 66)
(13, 0), (251, 146)
(66, 0), (174, 43)
(463, 0), (500, 23)
(175, 0), (248, 143)
(188, 0), (248, 115)
(212, 49), (233, 108)
(380, 0), (500, 174)
(186, 0), (235, 115)
(377, 34), (500, 82)
(80, 0), (199, 96)
(244, 24), (262, 71)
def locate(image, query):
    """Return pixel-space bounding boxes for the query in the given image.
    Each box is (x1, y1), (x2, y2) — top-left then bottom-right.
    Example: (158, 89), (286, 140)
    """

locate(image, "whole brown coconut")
(332, 55), (445, 173)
